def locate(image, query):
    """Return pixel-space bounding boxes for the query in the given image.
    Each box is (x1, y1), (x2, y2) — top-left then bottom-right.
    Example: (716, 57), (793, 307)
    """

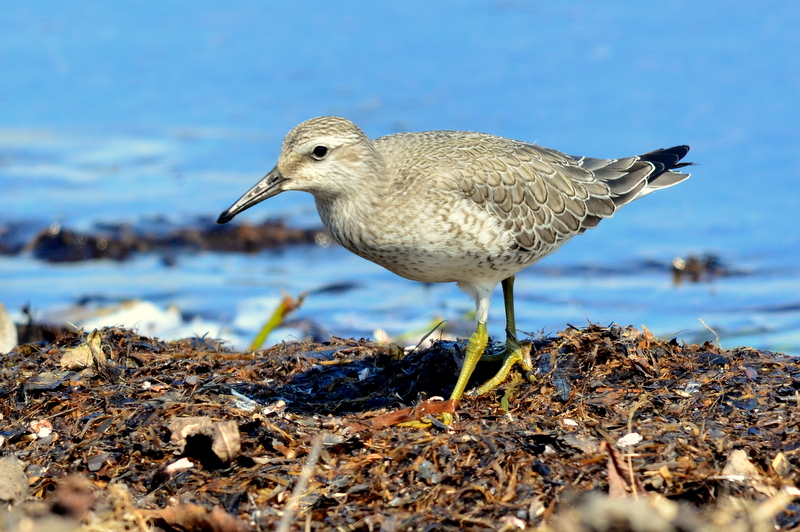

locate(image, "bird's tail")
(581, 145), (692, 208)
(576, 145), (692, 232)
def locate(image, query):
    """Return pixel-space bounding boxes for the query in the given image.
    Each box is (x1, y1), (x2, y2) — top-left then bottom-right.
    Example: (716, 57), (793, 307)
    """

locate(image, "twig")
(276, 434), (323, 532)
(698, 318), (722, 349)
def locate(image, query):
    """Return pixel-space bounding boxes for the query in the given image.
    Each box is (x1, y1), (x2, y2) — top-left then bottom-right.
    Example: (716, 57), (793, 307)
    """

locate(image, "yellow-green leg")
(442, 276), (534, 425)
(443, 321), (489, 424)
(400, 308), (489, 429)
(473, 276), (535, 396)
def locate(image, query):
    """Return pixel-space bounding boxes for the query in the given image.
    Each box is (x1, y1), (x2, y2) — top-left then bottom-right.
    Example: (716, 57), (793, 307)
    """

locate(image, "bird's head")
(217, 116), (382, 224)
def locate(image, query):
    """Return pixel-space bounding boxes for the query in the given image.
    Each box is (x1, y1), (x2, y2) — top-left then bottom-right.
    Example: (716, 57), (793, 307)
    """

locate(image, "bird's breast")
(314, 192), (546, 285)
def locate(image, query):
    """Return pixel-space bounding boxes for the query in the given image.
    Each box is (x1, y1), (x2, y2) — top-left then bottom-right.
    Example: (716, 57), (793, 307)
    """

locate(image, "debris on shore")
(1, 324), (797, 531)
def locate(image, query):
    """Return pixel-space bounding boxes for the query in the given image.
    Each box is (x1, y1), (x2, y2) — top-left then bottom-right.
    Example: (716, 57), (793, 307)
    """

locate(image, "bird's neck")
(312, 155), (391, 250)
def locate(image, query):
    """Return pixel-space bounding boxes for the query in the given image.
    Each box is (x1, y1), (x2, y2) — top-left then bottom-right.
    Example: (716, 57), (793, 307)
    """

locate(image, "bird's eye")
(311, 146), (329, 160)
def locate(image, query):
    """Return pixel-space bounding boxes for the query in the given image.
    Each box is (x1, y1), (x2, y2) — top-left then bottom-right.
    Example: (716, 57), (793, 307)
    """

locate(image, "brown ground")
(0, 324), (798, 531)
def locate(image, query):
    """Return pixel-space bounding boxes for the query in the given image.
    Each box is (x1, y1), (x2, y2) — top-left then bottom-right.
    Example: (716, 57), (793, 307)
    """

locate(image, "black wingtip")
(640, 145), (692, 171)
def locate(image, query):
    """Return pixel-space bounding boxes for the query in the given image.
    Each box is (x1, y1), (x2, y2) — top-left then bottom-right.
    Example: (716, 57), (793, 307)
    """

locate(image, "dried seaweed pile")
(0, 325), (798, 531)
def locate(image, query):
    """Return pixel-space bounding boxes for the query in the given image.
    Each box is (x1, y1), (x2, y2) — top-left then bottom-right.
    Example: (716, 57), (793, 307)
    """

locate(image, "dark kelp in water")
(0, 219), (324, 262)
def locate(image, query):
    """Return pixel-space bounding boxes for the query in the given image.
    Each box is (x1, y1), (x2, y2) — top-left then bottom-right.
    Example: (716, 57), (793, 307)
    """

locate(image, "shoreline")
(1, 324), (797, 530)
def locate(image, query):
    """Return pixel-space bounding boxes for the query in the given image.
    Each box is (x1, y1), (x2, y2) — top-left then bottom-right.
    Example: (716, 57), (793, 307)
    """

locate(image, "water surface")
(1, 2), (798, 354)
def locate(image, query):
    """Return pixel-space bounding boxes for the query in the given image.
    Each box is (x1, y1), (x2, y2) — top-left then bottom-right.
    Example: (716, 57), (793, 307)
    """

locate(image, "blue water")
(1, 2), (798, 354)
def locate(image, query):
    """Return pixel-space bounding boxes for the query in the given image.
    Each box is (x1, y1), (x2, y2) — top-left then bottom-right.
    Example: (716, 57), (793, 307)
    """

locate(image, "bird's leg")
(441, 321), (488, 425)
(502, 275), (519, 349)
(473, 276), (535, 396)
(439, 280), (533, 425)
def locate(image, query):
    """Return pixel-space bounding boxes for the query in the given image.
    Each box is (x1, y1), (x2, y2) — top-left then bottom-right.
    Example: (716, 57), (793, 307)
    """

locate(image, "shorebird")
(218, 117), (691, 424)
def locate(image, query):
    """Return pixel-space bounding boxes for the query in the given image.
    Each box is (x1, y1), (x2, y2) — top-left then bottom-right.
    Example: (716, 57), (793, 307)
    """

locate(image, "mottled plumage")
(218, 116), (691, 421)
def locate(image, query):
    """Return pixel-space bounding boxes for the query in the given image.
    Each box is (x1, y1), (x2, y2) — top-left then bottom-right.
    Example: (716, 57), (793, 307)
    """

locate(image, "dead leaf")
(346, 399), (456, 431)
(137, 502), (252, 532)
(211, 420), (241, 463)
(771, 452), (791, 477)
(720, 449), (776, 496)
(721, 449), (761, 479)
(61, 329), (107, 370)
(169, 416), (241, 465)
(602, 440), (646, 498)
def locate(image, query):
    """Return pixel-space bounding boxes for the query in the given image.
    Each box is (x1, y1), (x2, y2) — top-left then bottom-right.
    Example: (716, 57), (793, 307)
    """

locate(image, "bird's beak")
(216, 167), (288, 224)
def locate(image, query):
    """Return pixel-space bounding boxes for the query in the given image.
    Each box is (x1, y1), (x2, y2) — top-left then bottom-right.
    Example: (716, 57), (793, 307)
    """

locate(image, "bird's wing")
(454, 140), (691, 253)
(453, 141), (617, 253)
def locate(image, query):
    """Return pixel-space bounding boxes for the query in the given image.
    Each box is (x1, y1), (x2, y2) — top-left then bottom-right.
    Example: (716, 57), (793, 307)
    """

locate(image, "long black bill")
(216, 167), (288, 224)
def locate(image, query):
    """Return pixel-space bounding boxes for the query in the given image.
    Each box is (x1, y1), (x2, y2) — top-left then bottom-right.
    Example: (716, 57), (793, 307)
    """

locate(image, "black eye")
(311, 145), (329, 160)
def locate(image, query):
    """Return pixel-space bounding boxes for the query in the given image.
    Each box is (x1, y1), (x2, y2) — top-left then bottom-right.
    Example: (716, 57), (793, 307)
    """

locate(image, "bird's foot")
(470, 341), (535, 397)
(397, 418), (432, 429)
(397, 414), (452, 429)
(441, 411), (454, 427)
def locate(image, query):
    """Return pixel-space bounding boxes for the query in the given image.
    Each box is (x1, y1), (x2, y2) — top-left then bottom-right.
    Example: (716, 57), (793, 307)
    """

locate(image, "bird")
(217, 116), (691, 424)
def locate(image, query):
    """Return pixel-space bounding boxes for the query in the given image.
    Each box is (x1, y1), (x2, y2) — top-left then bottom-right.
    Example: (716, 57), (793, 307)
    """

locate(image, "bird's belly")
(335, 225), (542, 285)
(320, 194), (550, 285)
(367, 248), (526, 284)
